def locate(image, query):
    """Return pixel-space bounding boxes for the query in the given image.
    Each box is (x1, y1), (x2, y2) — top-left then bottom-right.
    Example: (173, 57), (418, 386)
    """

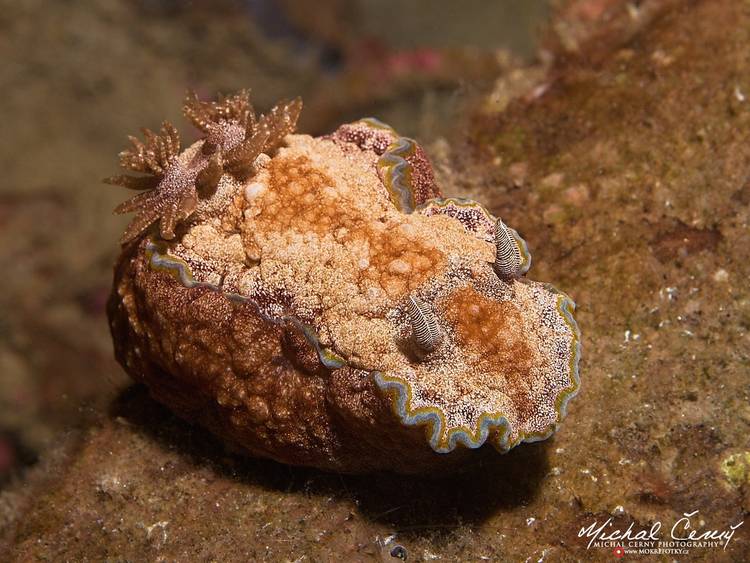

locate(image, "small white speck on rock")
(713, 268), (729, 282)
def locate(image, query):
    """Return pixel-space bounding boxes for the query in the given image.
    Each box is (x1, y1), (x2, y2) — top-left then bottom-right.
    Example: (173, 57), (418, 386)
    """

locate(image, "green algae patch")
(720, 451), (750, 488)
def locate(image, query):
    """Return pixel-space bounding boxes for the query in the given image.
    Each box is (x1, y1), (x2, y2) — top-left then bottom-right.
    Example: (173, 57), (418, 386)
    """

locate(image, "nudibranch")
(106, 91), (581, 473)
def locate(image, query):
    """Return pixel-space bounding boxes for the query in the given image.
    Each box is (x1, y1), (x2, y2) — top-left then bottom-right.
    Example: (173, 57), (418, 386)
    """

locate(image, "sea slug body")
(106, 90), (581, 473)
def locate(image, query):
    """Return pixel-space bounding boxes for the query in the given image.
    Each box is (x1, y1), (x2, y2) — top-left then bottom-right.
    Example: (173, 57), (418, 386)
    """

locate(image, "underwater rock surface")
(107, 97), (580, 473)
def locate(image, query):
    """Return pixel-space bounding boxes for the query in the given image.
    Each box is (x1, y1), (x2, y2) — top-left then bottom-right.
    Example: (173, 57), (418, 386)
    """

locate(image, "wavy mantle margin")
(145, 240), (347, 370)
(348, 117), (422, 214)
(373, 288), (581, 454)
(145, 219), (581, 456)
(417, 196), (533, 275)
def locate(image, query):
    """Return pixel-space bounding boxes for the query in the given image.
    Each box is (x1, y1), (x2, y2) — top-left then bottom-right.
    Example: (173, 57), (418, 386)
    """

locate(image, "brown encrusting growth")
(182, 90), (257, 139)
(106, 91), (302, 244)
(106, 121), (193, 242)
(182, 89), (303, 179)
(106, 91), (580, 472)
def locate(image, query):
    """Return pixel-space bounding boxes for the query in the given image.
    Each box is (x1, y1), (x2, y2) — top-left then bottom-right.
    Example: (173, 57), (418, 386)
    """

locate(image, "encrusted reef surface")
(2, 0), (750, 560)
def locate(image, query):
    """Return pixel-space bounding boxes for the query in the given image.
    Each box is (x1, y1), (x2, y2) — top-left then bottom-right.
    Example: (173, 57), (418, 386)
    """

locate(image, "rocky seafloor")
(1, 0), (749, 561)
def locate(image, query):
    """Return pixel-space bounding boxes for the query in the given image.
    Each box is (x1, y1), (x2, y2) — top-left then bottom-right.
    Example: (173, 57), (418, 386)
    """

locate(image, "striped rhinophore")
(407, 295), (441, 353)
(493, 218), (530, 280)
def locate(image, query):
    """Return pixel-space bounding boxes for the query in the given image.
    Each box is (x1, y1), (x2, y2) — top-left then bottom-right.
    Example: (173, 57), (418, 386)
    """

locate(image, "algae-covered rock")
(721, 452), (750, 489)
